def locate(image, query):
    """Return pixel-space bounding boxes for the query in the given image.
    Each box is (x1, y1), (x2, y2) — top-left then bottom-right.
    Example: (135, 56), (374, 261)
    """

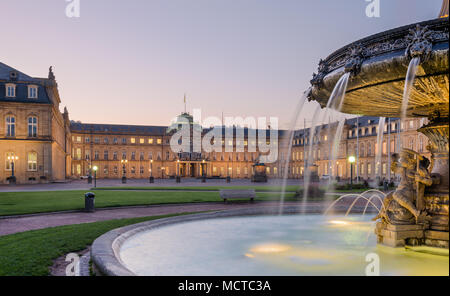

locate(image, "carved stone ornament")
(310, 59), (329, 89)
(405, 24), (434, 62)
(344, 43), (366, 76)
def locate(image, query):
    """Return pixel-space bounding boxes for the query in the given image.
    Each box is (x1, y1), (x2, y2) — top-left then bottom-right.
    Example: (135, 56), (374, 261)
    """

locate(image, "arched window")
(6, 116), (15, 137)
(28, 116), (38, 137)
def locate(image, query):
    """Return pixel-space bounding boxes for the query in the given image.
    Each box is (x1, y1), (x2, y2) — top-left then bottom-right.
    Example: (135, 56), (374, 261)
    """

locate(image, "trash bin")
(84, 192), (95, 212)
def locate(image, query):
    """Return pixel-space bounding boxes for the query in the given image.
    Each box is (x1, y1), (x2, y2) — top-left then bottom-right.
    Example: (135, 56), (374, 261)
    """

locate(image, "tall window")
(28, 117), (38, 137)
(27, 152), (37, 171)
(28, 85), (38, 98)
(5, 152), (15, 170)
(6, 116), (15, 137)
(104, 150), (109, 160)
(6, 84), (15, 97)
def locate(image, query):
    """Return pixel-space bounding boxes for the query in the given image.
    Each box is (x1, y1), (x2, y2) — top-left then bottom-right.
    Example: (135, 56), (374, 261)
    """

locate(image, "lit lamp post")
(201, 159), (206, 183)
(7, 155), (19, 184)
(92, 165), (98, 188)
(149, 159), (154, 183)
(121, 159), (128, 184)
(176, 159), (181, 183)
(348, 155), (356, 189)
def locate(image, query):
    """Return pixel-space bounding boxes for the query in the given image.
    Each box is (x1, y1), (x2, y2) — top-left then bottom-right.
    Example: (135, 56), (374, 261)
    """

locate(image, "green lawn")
(0, 213), (192, 276)
(0, 190), (296, 216)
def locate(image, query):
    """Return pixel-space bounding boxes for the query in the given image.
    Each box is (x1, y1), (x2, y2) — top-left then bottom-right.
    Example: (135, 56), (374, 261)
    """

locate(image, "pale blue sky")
(0, 0), (443, 128)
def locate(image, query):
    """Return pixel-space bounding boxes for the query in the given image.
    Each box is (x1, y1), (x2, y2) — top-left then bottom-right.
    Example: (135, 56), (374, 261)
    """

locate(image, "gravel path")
(0, 201), (315, 236)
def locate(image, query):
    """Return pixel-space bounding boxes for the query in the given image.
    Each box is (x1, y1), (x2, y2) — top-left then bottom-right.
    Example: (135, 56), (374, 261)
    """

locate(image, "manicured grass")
(94, 185), (301, 192)
(0, 213), (193, 276)
(0, 190), (296, 216)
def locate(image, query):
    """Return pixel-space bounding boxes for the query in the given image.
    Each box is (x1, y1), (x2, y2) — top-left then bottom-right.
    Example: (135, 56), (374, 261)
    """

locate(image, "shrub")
(294, 185), (325, 199)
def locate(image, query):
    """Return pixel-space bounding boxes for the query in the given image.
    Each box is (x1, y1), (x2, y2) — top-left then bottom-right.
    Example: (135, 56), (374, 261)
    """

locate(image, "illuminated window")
(131, 138), (136, 144)
(140, 138), (144, 144)
(5, 152), (15, 170)
(157, 139), (162, 144)
(148, 138), (154, 144)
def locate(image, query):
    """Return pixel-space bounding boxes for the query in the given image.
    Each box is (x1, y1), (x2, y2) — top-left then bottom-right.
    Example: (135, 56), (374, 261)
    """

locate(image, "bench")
(219, 189), (256, 202)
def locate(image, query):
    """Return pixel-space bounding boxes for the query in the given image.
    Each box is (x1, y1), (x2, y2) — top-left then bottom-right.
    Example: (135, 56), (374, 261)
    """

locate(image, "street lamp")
(7, 155), (19, 184)
(92, 165), (98, 188)
(348, 156), (356, 189)
(201, 159), (206, 183)
(121, 159), (128, 183)
(176, 159), (181, 183)
(149, 159), (154, 183)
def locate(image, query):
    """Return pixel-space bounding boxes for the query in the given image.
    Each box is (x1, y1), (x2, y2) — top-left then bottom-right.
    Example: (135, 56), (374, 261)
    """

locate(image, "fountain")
(90, 2), (449, 276)
(307, 10), (449, 248)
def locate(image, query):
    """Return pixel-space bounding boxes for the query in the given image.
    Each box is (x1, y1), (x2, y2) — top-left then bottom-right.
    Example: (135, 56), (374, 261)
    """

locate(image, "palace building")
(0, 62), (430, 184)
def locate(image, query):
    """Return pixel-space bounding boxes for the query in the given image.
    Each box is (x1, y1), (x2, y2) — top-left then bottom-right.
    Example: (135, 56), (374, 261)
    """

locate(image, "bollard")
(84, 192), (95, 212)
(122, 176), (127, 184)
(226, 176), (231, 183)
(149, 176), (154, 183)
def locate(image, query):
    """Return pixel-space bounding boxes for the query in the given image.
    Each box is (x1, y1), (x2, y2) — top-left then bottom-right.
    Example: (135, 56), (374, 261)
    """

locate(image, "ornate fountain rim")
(315, 17), (448, 77)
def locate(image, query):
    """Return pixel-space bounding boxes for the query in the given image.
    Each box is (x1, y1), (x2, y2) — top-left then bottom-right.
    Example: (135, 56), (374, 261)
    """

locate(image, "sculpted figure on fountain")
(374, 149), (437, 226)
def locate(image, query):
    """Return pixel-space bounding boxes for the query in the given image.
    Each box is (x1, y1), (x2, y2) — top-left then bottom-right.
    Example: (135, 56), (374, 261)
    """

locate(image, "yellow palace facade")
(0, 62), (430, 184)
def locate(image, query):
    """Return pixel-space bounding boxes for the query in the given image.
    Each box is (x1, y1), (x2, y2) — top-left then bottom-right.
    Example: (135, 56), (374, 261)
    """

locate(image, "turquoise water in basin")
(120, 215), (449, 276)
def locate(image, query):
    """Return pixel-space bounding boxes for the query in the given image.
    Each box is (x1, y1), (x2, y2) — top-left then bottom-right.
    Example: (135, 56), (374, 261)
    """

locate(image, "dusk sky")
(0, 0), (443, 129)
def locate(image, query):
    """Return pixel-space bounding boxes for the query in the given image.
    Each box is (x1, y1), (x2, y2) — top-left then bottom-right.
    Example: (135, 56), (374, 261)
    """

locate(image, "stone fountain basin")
(309, 17), (449, 118)
(90, 206), (448, 276)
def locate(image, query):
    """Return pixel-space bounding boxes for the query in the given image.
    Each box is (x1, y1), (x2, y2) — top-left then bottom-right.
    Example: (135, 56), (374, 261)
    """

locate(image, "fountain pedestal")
(375, 223), (425, 247)
(419, 118), (449, 247)
(375, 223), (449, 248)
